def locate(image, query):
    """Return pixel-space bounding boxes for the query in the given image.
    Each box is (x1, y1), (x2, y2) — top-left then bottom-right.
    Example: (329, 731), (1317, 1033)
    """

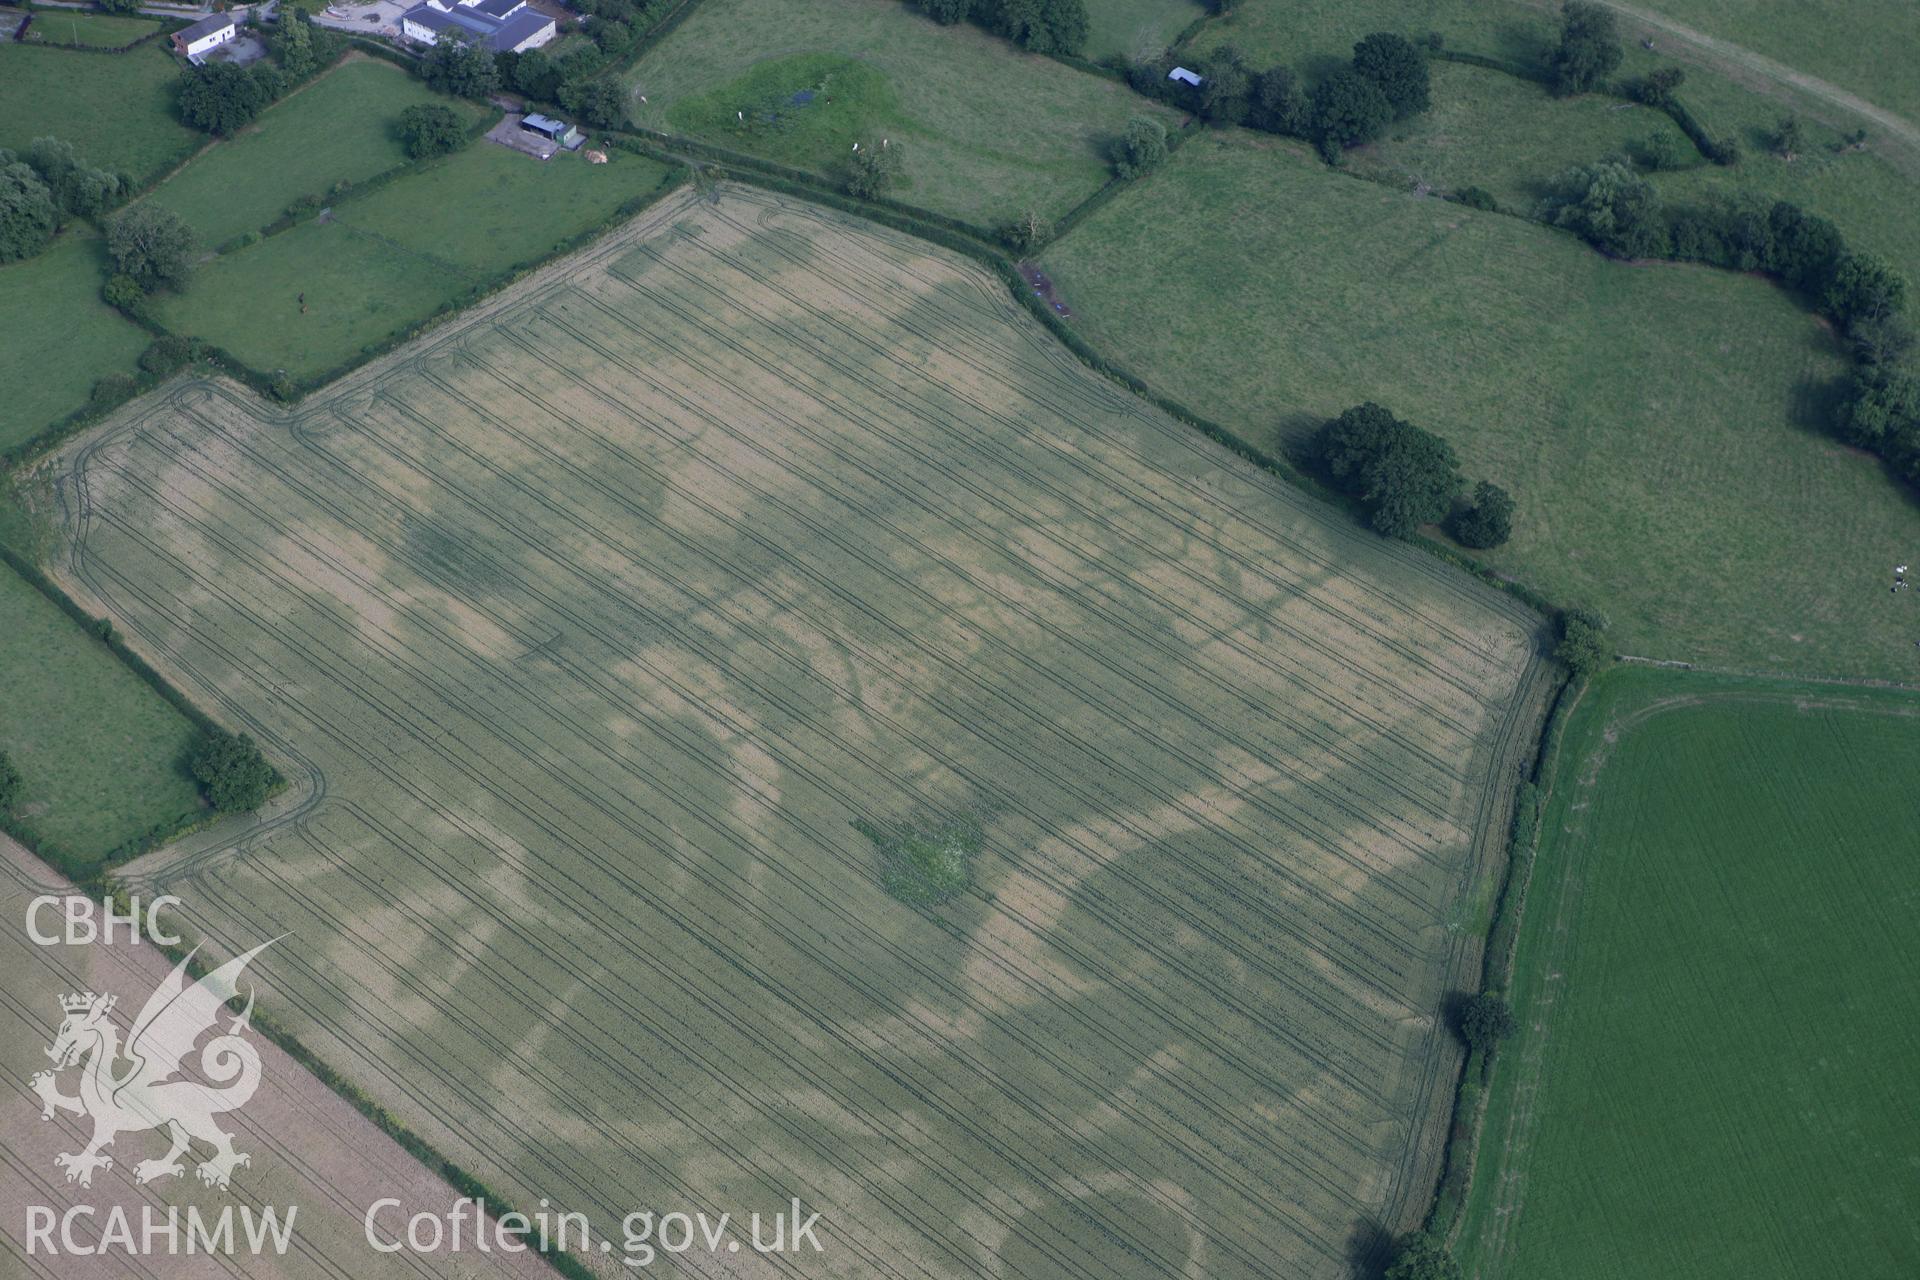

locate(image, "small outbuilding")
(172, 12), (238, 60)
(520, 113), (583, 150)
(1168, 66), (1203, 87)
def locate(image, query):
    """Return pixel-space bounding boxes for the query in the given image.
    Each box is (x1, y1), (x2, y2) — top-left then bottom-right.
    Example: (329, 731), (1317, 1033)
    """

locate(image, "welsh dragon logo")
(30, 940), (278, 1191)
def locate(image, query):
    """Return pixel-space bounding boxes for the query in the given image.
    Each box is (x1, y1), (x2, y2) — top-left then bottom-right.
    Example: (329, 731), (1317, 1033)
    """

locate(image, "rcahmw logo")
(23, 923), (300, 1258)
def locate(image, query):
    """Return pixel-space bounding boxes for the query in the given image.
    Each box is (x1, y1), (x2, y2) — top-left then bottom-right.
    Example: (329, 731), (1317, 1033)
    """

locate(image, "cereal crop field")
(41, 188), (1547, 1279)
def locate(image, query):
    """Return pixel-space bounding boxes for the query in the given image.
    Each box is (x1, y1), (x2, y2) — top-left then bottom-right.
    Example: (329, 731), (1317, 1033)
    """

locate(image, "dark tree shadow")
(1345, 1217), (1395, 1279)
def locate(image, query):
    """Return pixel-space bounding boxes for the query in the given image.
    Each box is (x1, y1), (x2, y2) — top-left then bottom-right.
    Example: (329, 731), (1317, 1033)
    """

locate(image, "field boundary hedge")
(1423, 668), (1584, 1238)
(11, 11), (182, 53)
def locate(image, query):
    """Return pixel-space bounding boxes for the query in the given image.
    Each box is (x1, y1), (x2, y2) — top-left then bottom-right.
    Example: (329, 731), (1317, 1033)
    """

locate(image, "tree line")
(913, 0), (1090, 58)
(1120, 30), (1434, 164)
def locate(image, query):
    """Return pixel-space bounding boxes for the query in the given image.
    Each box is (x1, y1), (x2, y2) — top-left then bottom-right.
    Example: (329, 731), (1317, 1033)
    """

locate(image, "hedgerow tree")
(1457, 991), (1518, 1052)
(190, 729), (276, 814)
(0, 160), (57, 264)
(421, 36), (500, 100)
(1555, 606), (1612, 676)
(1351, 32), (1430, 119)
(23, 137), (122, 217)
(1317, 402), (1461, 538)
(1248, 65), (1306, 135)
(398, 104), (467, 159)
(1632, 65), (1685, 106)
(1824, 252), (1907, 331)
(559, 78), (626, 129)
(1632, 129), (1687, 172)
(270, 8), (320, 79)
(1309, 68), (1392, 162)
(845, 141), (901, 198)
(998, 207), (1051, 253)
(1384, 1230), (1463, 1280)
(179, 63), (284, 136)
(1543, 161), (1666, 258)
(0, 750), (21, 817)
(1836, 363), (1920, 488)
(512, 47), (561, 101)
(1196, 45), (1253, 124)
(1771, 113), (1805, 161)
(1548, 1), (1622, 96)
(1112, 115), (1167, 179)
(1450, 481), (1514, 548)
(986, 0), (1088, 55)
(106, 205), (196, 292)
(917, 0), (973, 22)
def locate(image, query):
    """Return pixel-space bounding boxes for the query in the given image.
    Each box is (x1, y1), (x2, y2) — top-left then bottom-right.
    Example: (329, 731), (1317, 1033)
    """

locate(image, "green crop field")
(144, 57), (485, 249)
(0, 564), (203, 875)
(41, 187), (1547, 1280)
(621, 0), (1176, 227)
(1083, 0), (1201, 62)
(19, 8), (162, 47)
(153, 147), (677, 380)
(1041, 133), (1920, 681)
(0, 43), (201, 186)
(0, 231), (152, 458)
(1459, 665), (1920, 1278)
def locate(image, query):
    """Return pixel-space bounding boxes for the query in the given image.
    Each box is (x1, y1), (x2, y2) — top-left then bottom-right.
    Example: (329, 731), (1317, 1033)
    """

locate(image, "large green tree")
(0, 160), (57, 264)
(178, 63), (283, 135)
(106, 204), (196, 291)
(1317, 402), (1461, 538)
(1351, 32), (1430, 118)
(984, 0), (1087, 55)
(1548, 1), (1623, 95)
(190, 730), (276, 814)
(421, 36), (501, 100)
(1111, 115), (1167, 179)
(1544, 161), (1667, 258)
(23, 137), (122, 217)
(1385, 1231), (1463, 1280)
(398, 104), (468, 159)
(1308, 68), (1392, 162)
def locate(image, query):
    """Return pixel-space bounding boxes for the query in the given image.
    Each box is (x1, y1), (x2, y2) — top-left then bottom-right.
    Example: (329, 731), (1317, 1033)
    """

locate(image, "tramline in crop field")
(40, 188), (1546, 1279)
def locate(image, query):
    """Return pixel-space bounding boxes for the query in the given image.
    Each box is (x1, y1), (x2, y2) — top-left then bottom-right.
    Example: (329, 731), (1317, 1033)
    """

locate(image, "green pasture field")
(1041, 134), (1920, 681)
(0, 564), (203, 875)
(152, 147), (677, 380)
(0, 43), (201, 186)
(1329, 42), (1920, 302)
(1459, 665), (1920, 1278)
(1343, 60), (1690, 209)
(20, 8), (162, 48)
(1182, 1), (1920, 282)
(1183, 0), (1552, 81)
(1628, 0), (1920, 123)
(145, 57), (485, 249)
(1083, 0), (1201, 63)
(621, 0), (1176, 227)
(0, 231), (151, 458)
(43, 187), (1547, 1280)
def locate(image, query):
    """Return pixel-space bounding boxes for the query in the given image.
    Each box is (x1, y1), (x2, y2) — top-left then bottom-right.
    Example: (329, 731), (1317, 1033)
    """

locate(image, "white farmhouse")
(171, 13), (238, 61)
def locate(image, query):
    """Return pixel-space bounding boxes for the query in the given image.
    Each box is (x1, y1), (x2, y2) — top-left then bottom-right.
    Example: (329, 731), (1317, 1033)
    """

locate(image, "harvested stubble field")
(44, 188), (1545, 1278)
(0, 836), (555, 1280)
